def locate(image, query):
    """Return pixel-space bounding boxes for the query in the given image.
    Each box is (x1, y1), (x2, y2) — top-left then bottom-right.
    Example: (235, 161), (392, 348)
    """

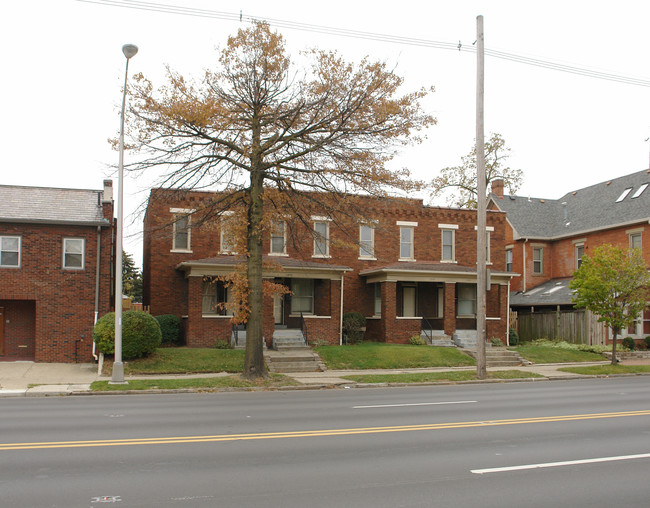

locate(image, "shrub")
(155, 314), (182, 346)
(342, 312), (366, 344)
(509, 328), (519, 346)
(621, 337), (636, 351)
(491, 337), (504, 347)
(409, 335), (426, 346)
(94, 311), (162, 360)
(214, 339), (234, 349)
(645, 336), (650, 350)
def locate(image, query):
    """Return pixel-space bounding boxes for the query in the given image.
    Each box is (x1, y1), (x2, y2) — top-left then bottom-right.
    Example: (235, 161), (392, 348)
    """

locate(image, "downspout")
(93, 226), (101, 361)
(506, 279), (511, 346)
(522, 238), (528, 292)
(339, 273), (345, 345)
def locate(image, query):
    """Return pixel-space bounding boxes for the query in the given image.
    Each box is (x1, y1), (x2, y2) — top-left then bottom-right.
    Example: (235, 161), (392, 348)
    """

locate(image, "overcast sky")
(2, 0), (649, 266)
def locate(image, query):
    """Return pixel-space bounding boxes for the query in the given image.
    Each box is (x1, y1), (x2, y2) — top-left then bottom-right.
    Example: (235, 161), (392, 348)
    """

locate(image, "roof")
(510, 278), (574, 307)
(490, 168), (650, 239)
(360, 261), (515, 284)
(0, 184), (110, 227)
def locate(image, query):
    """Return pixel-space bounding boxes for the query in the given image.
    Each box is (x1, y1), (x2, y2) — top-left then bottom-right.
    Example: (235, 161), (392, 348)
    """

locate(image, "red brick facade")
(0, 183), (114, 362)
(144, 189), (513, 347)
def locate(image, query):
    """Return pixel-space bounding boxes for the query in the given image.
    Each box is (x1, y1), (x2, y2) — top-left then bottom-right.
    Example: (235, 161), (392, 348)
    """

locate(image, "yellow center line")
(2, 410), (649, 451)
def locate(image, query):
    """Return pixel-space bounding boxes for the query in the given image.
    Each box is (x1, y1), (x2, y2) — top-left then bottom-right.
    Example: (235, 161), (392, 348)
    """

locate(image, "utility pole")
(475, 15), (487, 379)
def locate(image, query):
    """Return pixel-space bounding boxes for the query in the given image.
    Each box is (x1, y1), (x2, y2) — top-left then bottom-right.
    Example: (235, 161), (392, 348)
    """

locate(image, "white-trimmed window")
(575, 243), (585, 270)
(439, 224), (458, 261)
(397, 221), (417, 260)
(220, 212), (236, 254)
(473, 225), (493, 264)
(457, 283), (477, 317)
(0, 235), (21, 267)
(630, 232), (642, 250)
(359, 224), (375, 259)
(63, 238), (85, 269)
(202, 280), (233, 316)
(313, 219), (330, 258)
(270, 220), (286, 255)
(505, 248), (513, 272)
(374, 283), (382, 316)
(291, 279), (314, 314)
(170, 208), (194, 252)
(533, 247), (543, 275)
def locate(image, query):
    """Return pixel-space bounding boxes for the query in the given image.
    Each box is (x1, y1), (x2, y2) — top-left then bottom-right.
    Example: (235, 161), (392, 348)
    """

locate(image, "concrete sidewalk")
(0, 360), (623, 397)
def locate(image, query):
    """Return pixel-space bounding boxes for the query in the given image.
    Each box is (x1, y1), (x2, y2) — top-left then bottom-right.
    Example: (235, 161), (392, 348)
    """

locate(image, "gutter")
(339, 273), (345, 345)
(522, 238), (528, 293)
(93, 226), (101, 361)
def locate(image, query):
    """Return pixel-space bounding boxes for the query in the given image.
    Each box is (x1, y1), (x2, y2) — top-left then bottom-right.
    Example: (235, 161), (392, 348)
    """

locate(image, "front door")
(0, 307), (4, 355)
(273, 294), (284, 325)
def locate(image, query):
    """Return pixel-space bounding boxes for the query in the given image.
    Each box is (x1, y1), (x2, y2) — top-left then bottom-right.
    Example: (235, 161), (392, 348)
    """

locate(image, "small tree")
(429, 133), (523, 208)
(570, 245), (650, 365)
(123, 251), (143, 303)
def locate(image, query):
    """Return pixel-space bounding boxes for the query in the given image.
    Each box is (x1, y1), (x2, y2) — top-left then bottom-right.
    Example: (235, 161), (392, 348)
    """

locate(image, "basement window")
(616, 188), (632, 202)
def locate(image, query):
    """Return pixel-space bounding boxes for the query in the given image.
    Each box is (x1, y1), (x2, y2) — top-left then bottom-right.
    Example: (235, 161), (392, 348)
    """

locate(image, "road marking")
(1, 410), (649, 452)
(472, 453), (650, 474)
(353, 400), (477, 409)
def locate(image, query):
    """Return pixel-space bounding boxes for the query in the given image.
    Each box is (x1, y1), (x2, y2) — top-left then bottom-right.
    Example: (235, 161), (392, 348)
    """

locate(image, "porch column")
(186, 276), (203, 347)
(443, 282), (456, 337)
(330, 278), (342, 344)
(380, 281), (397, 342)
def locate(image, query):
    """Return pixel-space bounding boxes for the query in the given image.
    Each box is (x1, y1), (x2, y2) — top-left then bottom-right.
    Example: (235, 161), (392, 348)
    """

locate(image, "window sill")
(219, 251), (238, 256)
(366, 315), (381, 320)
(396, 316), (421, 320)
(312, 255), (331, 259)
(358, 257), (377, 261)
(171, 249), (193, 254)
(289, 314), (330, 319)
(269, 252), (289, 257)
(440, 259), (457, 264)
(202, 314), (234, 319)
(398, 258), (416, 262)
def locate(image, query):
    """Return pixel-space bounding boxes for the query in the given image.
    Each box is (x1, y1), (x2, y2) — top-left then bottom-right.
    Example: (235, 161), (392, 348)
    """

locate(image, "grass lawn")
(107, 347), (245, 375)
(342, 370), (544, 383)
(511, 344), (606, 364)
(91, 373), (299, 391)
(558, 365), (650, 376)
(315, 343), (475, 370)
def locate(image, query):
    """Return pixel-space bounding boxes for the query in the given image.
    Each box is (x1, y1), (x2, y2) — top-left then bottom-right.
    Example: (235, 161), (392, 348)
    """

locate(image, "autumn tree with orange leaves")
(126, 22), (435, 379)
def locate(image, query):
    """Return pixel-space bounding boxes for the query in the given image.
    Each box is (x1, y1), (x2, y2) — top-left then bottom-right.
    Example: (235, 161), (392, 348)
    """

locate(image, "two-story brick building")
(0, 181), (114, 362)
(144, 188), (514, 348)
(489, 169), (650, 338)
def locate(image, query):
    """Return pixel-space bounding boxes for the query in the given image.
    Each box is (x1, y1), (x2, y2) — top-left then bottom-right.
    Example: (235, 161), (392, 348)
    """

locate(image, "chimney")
(491, 179), (504, 198)
(102, 180), (113, 204)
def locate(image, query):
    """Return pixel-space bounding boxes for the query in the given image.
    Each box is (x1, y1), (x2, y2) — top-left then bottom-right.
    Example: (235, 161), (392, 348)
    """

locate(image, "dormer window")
(616, 188), (633, 202)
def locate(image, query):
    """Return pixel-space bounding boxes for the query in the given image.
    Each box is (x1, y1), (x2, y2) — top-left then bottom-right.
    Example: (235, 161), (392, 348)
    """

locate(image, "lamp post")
(111, 44), (138, 384)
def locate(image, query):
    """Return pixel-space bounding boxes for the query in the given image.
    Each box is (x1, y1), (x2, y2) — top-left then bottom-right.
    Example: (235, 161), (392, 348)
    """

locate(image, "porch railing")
(300, 312), (309, 346)
(421, 317), (434, 345)
(231, 323), (239, 347)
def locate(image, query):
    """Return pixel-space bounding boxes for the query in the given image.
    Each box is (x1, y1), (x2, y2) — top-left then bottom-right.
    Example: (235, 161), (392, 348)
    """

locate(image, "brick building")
(144, 188), (513, 348)
(489, 169), (650, 338)
(0, 181), (115, 362)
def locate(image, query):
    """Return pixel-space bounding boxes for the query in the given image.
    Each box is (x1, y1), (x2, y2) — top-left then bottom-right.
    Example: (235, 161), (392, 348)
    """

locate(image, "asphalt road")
(1, 378), (649, 507)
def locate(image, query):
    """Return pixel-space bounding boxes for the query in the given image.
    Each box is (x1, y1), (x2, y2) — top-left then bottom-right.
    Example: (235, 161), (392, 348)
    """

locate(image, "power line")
(76, 0), (650, 88)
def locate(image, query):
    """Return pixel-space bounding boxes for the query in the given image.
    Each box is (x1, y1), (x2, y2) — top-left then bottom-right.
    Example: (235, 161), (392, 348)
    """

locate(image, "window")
(533, 247), (543, 274)
(441, 229), (455, 261)
(291, 279), (314, 314)
(359, 224), (375, 258)
(630, 232), (642, 250)
(374, 283), (382, 316)
(402, 284), (417, 317)
(575, 243), (584, 269)
(505, 248), (513, 272)
(63, 238), (85, 269)
(0, 236), (21, 267)
(170, 208), (194, 251)
(220, 212), (236, 254)
(399, 227), (414, 260)
(486, 231), (491, 264)
(616, 188), (633, 202)
(270, 220), (286, 255)
(202, 279), (233, 316)
(457, 283), (477, 316)
(313, 221), (330, 257)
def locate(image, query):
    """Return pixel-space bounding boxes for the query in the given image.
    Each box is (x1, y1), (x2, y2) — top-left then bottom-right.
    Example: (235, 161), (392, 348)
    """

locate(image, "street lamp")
(111, 44), (138, 384)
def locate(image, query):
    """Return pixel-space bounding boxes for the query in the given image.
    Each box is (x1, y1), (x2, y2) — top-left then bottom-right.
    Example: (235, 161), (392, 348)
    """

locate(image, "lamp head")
(122, 44), (138, 59)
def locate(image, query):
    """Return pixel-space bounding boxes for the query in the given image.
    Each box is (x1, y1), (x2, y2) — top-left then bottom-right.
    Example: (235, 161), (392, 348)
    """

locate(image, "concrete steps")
(463, 348), (526, 367)
(264, 350), (326, 373)
(421, 331), (456, 347)
(273, 329), (307, 350)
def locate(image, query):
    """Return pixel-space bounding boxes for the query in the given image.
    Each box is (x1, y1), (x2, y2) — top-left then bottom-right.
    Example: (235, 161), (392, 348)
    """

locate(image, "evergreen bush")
(94, 311), (162, 360)
(509, 327), (519, 346)
(342, 312), (366, 344)
(155, 314), (182, 345)
(622, 336), (636, 351)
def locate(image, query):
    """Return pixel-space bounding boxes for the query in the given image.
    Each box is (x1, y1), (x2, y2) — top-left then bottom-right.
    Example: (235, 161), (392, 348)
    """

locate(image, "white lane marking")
(353, 400), (477, 409)
(472, 453), (650, 474)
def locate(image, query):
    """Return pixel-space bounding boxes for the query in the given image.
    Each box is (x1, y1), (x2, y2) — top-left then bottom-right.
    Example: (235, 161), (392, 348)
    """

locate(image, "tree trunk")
(611, 327), (618, 366)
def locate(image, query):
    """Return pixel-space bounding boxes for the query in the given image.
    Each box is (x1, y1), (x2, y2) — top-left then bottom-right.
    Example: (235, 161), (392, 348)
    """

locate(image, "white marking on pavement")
(472, 453), (650, 474)
(353, 400), (477, 409)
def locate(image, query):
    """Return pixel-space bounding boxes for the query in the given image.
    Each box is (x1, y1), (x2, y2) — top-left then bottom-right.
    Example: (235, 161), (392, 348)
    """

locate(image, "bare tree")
(126, 22), (435, 379)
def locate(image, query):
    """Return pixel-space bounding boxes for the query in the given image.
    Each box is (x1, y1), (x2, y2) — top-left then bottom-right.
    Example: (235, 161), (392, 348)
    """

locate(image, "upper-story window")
(575, 243), (584, 270)
(629, 232), (642, 250)
(359, 224), (375, 259)
(170, 208), (194, 252)
(505, 247), (513, 272)
(0, 235), (21, 268)
(439, 224), (458, 262)
(63, 238), (85, 269)
(532, 246), (543, 275)
(270, 220), (286, 255)
(312, 217), (330, 258)
(397, 221), (417, 261)
(220, 211), (236, 254)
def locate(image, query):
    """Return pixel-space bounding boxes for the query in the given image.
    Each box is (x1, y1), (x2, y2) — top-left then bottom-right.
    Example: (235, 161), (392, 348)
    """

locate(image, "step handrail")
(300, 312), (309, 346)
(421, 317), (434, 345)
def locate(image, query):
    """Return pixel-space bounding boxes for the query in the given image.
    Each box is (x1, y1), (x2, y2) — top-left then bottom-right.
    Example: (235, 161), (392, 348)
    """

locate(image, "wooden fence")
(513, 309), (608, 345)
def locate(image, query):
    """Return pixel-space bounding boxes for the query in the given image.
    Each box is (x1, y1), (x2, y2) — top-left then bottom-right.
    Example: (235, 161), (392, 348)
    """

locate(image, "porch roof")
(177, 255), (351, 280)
(359, 261), (515, 284)
(510, 277), (575, 307)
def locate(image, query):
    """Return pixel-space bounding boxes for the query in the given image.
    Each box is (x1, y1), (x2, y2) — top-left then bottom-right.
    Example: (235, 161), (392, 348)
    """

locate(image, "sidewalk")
(0, 360), (620, 397)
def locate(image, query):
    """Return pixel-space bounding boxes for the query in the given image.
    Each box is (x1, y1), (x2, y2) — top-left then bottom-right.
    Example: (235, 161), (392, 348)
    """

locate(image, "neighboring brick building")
(144, 188), (513, 347)
(489, 168), (650, 338)
(0, 181), (114, 362)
